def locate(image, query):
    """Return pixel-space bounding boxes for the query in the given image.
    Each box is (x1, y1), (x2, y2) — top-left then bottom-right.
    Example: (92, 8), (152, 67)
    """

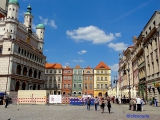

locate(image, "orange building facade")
(83, 66), (94, 96)
(62, 66), (73, 96)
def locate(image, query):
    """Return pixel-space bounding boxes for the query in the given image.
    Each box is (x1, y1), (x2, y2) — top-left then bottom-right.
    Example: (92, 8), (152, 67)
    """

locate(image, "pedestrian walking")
(94, 96), (99, 111)
(101, 100), (105, 113)
(136, 96), (141, 111)
(86, 97), (91, 110)
(140, 98), (144, 111)
(154, 99), (158, 107)
(107, 99), (111, 114)
(5, 97), (9, 108)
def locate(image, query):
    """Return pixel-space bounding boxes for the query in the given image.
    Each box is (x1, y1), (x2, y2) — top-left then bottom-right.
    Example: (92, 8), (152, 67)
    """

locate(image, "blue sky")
(18, 0), (160, 83)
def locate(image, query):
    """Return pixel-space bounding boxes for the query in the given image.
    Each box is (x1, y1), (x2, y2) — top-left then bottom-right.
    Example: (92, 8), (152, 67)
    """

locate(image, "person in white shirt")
(136, 96), (141, 111)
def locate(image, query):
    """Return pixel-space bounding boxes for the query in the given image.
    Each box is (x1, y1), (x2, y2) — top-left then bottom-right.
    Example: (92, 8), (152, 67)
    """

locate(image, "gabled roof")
(85, 66), (91, 69)
(75, 65), (81, 68)
(94, 61), (111, 70)
(63, 66), (72, 70)
(45, 63), (62, 69)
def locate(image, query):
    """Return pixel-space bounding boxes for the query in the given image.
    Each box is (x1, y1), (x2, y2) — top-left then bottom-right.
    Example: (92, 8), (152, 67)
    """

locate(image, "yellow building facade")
(94, 61), (111, 97)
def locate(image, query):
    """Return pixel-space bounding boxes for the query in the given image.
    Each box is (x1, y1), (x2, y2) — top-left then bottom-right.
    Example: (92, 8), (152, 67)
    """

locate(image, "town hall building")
(0, 0), (46, 97)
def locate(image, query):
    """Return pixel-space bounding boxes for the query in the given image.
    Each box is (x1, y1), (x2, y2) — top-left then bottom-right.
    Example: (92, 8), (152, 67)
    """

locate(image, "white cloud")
(109, 64), (119, 72)
(77, 50), (87, 54)
(39, 16), (57, 29)
(108, 42), (128, 51)
(66, 26), (119, 44)
(115, 33), (121, 37)
(39, 16), (48, 25)
(18, 10), (25, 18)
(72, 59), (84, 62)
(65, 63), (69, 66)
(49, 20), (57, 29)
(44, 49), (49, 52)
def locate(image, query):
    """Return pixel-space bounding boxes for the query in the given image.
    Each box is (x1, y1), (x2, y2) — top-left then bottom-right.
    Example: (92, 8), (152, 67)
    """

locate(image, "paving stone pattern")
(0, 104), (160, 120)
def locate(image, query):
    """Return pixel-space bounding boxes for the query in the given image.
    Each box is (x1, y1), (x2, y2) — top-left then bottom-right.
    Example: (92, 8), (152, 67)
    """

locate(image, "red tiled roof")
(45, 63), (62, 69)
(63, 66), (72, 69)
(75, 65), (81, 68)
(85, 66), (91, 69)
(94, 61), (111, 70)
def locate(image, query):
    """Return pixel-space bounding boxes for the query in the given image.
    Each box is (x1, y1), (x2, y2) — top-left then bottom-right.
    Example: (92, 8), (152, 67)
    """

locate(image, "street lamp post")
(114, 75), (118, 98)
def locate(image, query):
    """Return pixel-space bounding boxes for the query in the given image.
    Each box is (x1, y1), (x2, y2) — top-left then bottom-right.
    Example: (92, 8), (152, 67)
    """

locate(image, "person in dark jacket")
(101, 100), (105, 113)
(86, 97), (91, 110)
(107, 100), (111, 114)
(5, 97), (9, 108)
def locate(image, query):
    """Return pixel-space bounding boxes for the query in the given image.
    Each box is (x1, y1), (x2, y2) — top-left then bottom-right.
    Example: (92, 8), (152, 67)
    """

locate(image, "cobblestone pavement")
(0, 104), (160, 120)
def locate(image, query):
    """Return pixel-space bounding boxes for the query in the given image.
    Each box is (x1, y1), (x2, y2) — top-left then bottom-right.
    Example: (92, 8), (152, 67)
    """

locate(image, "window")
(68, 76), (71, 80)
(58, 77), (61, 81)
(0, 46), (3, 54)
(54, 77), (56, 81)
(105, 84), (108, 89)
(97, 71), (99, 73)
(58, 84), (60, 88)
(74, 70), (77, 74)
(46, 70), (48, 73)
(64, 76), (67, 80)
(79, 84), (81, 88)
(68, 70), (71, 73)
(50, 70), (52, 73)
(97, 77), (100, 81)
(101, 71), (103, 73)
(54, 84), (57, 88)
(105, 71), (107, 74)
(78, 70), (82, 74)
(87, 71), (90, 73)
(90, 76), (92, 80)
(101, 84), (104, 89)
(101, 77), (103, 80)
(85, 76), (87, 80)
(54, 70), (56, 73)
(49, 84), (52, 88)
(105, 77), (107, 81)
(30, 18), (32, 23)
(45, 84), (47, 88)
(97, 84), (100, 89)
(74, 76), (77, 80)
(50, 76), (52, 81)
(79, 76), (81, 80)
(68, 84), (70, 88)
(45, 76), (48, 80)
(64, 70), (67, 73)
(74, 84), (76, 88)
(85, 83), (87, 89)
(59, 70), (61, 73)
(64, 84), (66, 88)
(90, 84), (92, 89)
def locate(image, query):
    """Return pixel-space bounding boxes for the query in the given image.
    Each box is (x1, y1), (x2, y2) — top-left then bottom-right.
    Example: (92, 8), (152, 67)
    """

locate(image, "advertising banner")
(49, 95), (62, 103)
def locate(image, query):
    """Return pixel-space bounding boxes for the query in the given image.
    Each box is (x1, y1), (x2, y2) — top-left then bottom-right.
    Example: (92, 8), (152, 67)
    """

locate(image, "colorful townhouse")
(94, 61), (111, 97)
(62, 66), (73, 96)
(45, 63), (62, 95)
(83, 66), (94, 96)
(72, 65), (83, 96)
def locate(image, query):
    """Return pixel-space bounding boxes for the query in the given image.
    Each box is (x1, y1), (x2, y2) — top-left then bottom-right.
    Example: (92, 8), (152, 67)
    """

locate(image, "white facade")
(0, 1), (46, 98)
(45, 65), (62, 95)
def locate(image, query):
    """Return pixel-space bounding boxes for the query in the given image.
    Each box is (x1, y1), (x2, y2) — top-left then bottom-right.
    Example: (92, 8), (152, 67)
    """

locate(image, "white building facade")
(0, 0), (46, 97)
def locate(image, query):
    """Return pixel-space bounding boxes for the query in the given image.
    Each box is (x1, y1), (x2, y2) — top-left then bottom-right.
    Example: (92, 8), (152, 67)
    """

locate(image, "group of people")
(86, 96), (112, 114)
(129, 96), (144, 111)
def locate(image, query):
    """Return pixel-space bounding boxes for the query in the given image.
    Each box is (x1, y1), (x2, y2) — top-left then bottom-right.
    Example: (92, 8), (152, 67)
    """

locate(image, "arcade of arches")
(14, 64), (43, 80)
(11, 79), (41, 91)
